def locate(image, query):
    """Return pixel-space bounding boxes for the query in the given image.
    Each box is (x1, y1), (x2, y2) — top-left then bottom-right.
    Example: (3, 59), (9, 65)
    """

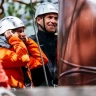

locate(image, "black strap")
(21, 66), (31, 87)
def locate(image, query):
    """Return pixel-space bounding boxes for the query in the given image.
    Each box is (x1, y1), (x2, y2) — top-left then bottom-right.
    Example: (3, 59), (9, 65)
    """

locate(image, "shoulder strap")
(21, 66), (32, 87)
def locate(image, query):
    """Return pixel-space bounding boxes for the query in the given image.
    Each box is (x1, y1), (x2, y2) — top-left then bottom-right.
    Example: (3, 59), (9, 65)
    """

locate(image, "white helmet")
(35, 2), (58, 19)
(0, 16), (25, 34)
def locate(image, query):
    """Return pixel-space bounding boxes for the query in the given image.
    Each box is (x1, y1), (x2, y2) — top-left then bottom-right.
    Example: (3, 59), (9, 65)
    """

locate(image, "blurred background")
(0, 0), (58, 36)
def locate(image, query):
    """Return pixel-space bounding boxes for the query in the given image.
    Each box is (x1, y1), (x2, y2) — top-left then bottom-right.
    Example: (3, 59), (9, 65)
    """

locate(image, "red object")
(0, 63), (10, 89)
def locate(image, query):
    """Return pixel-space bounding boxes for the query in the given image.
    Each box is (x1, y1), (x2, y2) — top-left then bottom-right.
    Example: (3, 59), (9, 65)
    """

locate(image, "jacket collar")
(0, 36), (11, 48)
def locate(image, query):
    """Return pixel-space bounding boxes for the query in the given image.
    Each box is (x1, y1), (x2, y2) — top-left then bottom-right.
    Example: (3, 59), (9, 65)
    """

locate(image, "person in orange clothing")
(0, 16), (48, 88)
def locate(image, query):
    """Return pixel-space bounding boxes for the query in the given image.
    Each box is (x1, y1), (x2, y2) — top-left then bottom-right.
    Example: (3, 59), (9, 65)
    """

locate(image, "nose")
(51, 18), (58, 27)
(21, 32), (26, 36)
(19, 32), (25, 37)
(51, 17), (58, 25)
(52, 18), (57, 22)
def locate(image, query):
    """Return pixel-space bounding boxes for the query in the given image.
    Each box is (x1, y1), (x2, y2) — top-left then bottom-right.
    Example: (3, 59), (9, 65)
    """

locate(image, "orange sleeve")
(25, 38), (48, 69)
(0, 35), (30, 68)
(9, 35), (30, 62)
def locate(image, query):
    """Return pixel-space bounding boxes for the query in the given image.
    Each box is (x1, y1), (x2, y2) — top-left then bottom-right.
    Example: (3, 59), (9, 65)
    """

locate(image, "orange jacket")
(0, 36), (48, 88)
(25, 38), (48, 69)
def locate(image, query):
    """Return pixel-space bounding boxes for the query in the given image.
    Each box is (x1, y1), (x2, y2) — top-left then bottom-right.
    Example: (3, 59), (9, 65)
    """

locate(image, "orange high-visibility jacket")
(26, 38), (48, 69)
(0, 36), (48, 88)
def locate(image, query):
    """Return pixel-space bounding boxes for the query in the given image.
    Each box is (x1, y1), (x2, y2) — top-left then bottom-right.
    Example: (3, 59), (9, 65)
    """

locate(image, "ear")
(36, 17), (43, 24)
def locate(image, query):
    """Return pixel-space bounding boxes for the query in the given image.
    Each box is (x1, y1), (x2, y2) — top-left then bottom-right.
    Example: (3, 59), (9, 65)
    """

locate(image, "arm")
(9, 35), (30, 62)
(25, 38), (48, 69)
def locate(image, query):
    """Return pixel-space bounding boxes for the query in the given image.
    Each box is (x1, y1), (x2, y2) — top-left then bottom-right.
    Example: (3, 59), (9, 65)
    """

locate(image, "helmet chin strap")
(38, 23), (48, 32)
(37, 15), (49, 33)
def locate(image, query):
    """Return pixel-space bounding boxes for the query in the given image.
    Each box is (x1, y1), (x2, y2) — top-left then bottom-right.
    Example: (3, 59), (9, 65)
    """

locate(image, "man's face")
(37, 13), (58, 33)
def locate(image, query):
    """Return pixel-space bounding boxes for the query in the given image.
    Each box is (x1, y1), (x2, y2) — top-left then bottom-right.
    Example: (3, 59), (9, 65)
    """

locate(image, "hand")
(19, 35), (28, 42)
(4, 30), (14, 39)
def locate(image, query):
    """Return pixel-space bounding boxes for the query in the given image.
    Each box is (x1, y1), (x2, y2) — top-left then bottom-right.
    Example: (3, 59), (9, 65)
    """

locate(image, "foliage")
(0, 0), (58, 36)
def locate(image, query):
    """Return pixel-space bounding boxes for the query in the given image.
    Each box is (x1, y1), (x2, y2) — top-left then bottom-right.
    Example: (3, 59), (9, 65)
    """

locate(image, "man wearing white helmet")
(0, 16), (48, 88)
(30, 2), (58, 86)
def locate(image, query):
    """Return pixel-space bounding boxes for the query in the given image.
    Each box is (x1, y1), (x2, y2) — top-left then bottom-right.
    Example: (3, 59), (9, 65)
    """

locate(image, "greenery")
(0, 0), (58, 36)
